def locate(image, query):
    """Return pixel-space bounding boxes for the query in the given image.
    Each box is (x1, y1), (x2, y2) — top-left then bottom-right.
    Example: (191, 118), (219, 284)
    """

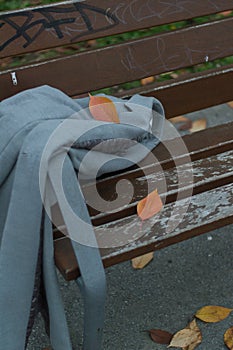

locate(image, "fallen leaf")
(183, 342), (200, 350)
(227, 101), (233, 108)
(169, 319), (202, 349)
(137, 189), (163, 221)
(220, 10), (232, 16)
(170, 116), (188, 123)
(87, 39), (97, 47)
(55, 45), (77, 53)
(148, 328), (173, 344)
(170, 73), (179, 78)
(89, 94), (120, 123)
(224, 327), (233, 349)
(170, 116), (192, 131)
(189, 119), (207, 133)
(132, 252), (153, 269)
(140, 76), (155, 85)
(195, 305), (233, 323)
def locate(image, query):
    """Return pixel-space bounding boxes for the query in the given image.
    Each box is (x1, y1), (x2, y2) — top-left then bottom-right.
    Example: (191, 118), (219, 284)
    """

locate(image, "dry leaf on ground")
(170, 73), (179, 78)
(224, 327), (233, 349)
(170, 116), (192, 131)
(168, 319), (202, 349)
(170, 116), (188, 123)
(227, 101), (233, 108)
(89, 94), (120, 123)
(137, 189), (163, 221)
(195, 305), (233, 323)
(220, 11), (232, 16)
(87, 39), (97, 47)
(140, 76), (155, 85)
(189, 119), (207, 133)
(148, 328), (173, 344)
(132, 252), (153, 269)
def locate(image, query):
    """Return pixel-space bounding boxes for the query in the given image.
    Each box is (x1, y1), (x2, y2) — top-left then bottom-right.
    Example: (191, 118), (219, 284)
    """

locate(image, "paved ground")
(27, 103), (233, 350)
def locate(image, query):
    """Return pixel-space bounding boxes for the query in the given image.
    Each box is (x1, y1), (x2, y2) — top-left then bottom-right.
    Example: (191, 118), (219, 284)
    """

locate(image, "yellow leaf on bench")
(195, 305), (233, 323)
(137, 189), (163, 221)
(89, 94), (120, 123)
(132, 252), (153, 269)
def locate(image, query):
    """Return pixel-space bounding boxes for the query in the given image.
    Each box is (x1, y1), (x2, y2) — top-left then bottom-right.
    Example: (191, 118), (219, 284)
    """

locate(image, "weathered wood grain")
(79, 121), (233, 222)
(54, 182), (233, 280)
(54, 146), (233, 280)
(118, 65), (233, 118)
(1, 0), (232, 58)
(1, 17), (233, 101)
(83, 149), (233, 224)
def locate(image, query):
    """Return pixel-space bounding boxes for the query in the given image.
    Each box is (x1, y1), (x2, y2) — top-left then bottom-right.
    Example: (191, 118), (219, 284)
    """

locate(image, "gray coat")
(0, 85), (164, 349)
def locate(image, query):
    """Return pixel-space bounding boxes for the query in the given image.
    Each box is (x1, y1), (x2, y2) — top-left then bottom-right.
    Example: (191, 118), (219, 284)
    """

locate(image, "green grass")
(0, 0), (58, 11)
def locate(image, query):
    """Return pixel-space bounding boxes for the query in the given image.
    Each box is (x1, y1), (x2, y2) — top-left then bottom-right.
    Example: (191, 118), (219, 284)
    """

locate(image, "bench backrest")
(1, 0), (233, 118)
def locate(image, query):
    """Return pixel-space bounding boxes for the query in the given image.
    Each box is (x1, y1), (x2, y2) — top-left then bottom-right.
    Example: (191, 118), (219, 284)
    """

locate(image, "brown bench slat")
(51, 122), (233, 234)
(54, 142), (233, 228)
(1, 17), (233, 101)
(118, 64), (233, 118)
(97, 183), (233, 264)
(82, 121), (233, 199)
(1, 0), (232, 58)
(54, 181), (233, 280)
(1, 0), (233, 347)
(83, 150), (233, 224)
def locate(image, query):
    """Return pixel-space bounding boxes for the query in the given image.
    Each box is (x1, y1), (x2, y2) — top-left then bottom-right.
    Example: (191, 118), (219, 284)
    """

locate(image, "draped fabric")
(0, 86), (164, 349)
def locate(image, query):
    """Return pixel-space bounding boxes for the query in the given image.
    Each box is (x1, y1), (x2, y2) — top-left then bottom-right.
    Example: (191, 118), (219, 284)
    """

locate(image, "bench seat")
(54, 122), (233, 281)
(1, 1), (233, 348)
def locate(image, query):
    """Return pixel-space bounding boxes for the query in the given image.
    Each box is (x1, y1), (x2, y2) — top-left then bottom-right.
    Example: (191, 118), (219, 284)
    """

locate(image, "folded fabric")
(0, 85), (164, 349)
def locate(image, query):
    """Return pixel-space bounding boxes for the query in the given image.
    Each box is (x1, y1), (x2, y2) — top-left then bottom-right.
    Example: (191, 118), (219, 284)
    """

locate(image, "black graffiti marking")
(0, 3), (119, 52)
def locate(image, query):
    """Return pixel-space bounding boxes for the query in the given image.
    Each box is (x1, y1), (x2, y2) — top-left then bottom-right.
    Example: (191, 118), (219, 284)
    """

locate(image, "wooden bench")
(1, 1), (233, 349)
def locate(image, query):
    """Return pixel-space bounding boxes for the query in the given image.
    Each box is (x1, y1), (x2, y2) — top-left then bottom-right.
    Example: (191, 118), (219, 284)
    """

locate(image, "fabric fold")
(0, 85), (164, 349)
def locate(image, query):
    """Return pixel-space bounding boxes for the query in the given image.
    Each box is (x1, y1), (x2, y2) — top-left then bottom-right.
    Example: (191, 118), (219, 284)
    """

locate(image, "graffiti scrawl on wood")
(0, 3), (118, 55)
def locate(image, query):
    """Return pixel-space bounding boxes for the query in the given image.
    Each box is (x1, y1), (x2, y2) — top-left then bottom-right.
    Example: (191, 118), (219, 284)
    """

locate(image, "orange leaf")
(227, 101), (233, 109)
(224, 327), (233, 349)
(137, 189), (163, 221)
(170, 116), (188, 124)
(131, 252), (153, 269)
(89, 94), (120, 123)
(87, 39), (97, 47)
(170, 116), (192, 131)
(220, 10), (232, 16)
(141, 76), (155, 85)
(189, 119), (207, 133)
